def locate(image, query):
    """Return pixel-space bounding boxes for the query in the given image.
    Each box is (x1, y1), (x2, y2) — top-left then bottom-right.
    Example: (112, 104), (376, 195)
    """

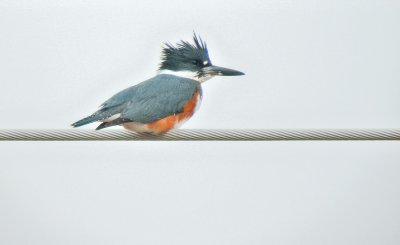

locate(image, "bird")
(71, 33), (244, 134)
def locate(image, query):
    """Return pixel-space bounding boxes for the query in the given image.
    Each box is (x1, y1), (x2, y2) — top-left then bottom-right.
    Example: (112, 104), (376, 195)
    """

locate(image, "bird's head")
(158, 33), (244, 82)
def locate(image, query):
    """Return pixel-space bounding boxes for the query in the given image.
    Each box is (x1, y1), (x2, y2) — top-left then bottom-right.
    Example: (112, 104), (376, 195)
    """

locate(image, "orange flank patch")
(147, 91), (200, 134)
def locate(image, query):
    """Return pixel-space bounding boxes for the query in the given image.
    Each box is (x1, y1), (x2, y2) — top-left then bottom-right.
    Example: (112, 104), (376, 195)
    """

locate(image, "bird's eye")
(192, 60), (202, 66)
(192, 60), (210, 67)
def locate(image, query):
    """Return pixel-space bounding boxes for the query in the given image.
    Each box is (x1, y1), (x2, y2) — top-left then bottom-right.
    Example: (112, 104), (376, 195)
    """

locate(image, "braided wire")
(0, 129), (399, 141)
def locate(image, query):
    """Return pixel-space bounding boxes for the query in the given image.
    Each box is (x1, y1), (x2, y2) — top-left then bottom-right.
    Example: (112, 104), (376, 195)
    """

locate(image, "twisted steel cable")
(0, 129), (399, 141)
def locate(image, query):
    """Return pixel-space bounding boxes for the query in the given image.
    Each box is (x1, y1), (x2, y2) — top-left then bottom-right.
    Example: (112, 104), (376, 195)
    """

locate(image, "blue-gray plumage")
(72, 74), (201, 129)
(72, 33), (244, 134)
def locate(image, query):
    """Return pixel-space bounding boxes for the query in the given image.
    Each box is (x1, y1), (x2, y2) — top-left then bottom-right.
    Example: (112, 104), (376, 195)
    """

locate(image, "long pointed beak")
(203, 65), (245, 76)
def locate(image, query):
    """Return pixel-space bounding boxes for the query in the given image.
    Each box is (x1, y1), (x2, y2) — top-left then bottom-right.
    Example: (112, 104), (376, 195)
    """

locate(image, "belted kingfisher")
(72, 33), (244, 134)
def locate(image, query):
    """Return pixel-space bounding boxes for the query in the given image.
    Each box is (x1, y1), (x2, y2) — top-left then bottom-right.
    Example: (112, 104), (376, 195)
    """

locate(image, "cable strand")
(0, 129), (399, 141)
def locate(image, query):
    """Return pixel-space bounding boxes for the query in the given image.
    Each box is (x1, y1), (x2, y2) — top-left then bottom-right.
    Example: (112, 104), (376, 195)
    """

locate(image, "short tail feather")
(71, 114), (98, 128)
(72, 106), (119, 128)
(95, 118), (132, 130)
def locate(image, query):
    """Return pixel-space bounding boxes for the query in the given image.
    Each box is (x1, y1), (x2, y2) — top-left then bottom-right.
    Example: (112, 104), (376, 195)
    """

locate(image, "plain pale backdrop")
(0, 0), (399, 244)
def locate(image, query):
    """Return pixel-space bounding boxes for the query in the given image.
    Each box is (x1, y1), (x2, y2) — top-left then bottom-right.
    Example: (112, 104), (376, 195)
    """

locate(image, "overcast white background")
(0, 0), (399, 244)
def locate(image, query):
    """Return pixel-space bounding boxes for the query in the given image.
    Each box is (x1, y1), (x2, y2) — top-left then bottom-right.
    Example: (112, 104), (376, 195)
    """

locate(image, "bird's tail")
(95, 118), (132, 130)
(71, 114), (98, 128)
(71, 106), (124, 128)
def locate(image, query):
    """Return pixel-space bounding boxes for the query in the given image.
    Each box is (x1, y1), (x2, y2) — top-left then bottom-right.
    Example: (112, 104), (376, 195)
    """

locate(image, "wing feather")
(120, 75), (201, 123)
(72, 74), (201, 128)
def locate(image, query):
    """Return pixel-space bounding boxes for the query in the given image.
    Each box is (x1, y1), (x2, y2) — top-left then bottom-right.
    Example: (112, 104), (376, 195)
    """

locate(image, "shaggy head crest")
(159, 33), (212, 73)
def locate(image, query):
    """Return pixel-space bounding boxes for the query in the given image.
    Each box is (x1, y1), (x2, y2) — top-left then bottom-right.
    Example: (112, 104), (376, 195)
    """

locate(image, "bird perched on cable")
(72, 33), (244, 134)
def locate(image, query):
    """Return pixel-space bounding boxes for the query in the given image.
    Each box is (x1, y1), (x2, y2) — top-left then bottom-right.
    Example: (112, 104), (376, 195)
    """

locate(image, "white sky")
(0, 1), (399, 244)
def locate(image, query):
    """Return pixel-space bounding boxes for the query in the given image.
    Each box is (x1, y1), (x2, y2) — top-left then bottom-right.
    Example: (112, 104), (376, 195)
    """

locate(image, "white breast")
(193, 93), (202, 113)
